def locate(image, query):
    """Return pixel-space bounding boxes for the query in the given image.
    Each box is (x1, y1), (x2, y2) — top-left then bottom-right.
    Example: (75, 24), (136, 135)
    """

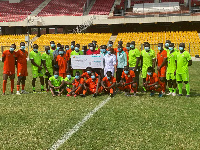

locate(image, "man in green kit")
(176, 43), (192, 97)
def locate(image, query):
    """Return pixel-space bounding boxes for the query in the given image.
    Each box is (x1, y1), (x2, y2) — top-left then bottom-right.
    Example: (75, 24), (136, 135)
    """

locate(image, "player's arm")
(101, 80), (106, 88)
(147, 81), (158, 87)
(158, 58), (167, 71)
(2, 52), (5, 62)
(48, 80), (54, 88)
(95, 81), (100, 94)
(30, 59), (42, 69)
(108, 82), (116, 89)
(135, 57), (140, 70)
(152, 58), (156, 68)
(57, 80), (65, 89)
(42, 59), (48, 72)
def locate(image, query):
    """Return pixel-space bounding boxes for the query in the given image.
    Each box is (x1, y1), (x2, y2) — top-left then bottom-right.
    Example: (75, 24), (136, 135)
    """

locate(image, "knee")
(132, 83), (136, 88)
(184, 81), (188, 84)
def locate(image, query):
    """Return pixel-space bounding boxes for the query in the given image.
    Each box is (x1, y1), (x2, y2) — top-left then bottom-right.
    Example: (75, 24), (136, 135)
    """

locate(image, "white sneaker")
(16, 91), (21, 95)
(172, 92), (176, 96)
(166, 92), (172, 95)
(21, 90), (29, 94)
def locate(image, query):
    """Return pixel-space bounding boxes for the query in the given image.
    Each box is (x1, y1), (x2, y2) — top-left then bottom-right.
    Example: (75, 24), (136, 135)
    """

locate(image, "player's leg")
(32, 78), (37, 93)
(50, 87), (56, 97)
(183, 73), (190, 97)
(9, 74), (15, 94)
(132, 83), (137, 96)
(21, 76), (27, 94)
(142, 67), (147, 92)
(166, 73), (173, 95)
(16, 76), (23, 95)
(176, 73), (183, 96)
(155, 84), (163, 97)
(2, 74), (8, 95)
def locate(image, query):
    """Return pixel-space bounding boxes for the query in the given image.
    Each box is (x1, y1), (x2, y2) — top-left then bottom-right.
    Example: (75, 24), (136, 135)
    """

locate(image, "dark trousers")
(130, 67), (140, 87)
(116, 68), (124, 83)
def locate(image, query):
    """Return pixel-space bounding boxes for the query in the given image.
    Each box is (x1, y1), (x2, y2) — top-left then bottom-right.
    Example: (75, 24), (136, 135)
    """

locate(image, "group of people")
(2, 39), (192, 97)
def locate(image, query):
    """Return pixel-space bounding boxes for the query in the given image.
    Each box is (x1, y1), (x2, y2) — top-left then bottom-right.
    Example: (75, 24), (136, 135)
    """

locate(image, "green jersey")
(70, 50), (83, 58)
(129, 48), (141, 67)
(176, 51), (191, 74)
(141, 49), (155, 67)
(64, 77), (75, 88)
(167, 50), (177, 73)
(29, 51), (42, 71)
(42, 53), (52, 69)
(49, 76), (63, 87)
(165, 48), (179, 53)
(50, 48), (55, 60)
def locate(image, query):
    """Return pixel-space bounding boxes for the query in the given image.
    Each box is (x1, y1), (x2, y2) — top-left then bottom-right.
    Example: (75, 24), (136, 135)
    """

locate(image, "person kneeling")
(48, 71), (65, 97)
(144, 67), (163, 97)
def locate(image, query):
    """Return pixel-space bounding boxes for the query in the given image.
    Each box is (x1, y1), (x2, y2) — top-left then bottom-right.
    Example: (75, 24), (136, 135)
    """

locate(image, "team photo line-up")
(2, 39), (192, 97)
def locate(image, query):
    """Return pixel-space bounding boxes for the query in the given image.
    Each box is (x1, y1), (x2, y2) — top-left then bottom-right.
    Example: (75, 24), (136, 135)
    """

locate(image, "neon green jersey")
(176, 51), (191, 74)
(50, 48), (54, 60)
(165, 48), (179, 53)
(129, 48), (141, 67)
(49, 76), (63, 87)
(42, 53), (52, 69)
(29, 51), (42, 71)
(70, 50), (83, 58)
(167, 50), (177, 73)
(64, 77), (75, 88)
(141, 49), (155, 67)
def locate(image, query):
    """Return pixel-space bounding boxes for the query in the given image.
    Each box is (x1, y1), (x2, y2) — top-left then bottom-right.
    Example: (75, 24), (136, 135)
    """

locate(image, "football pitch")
(0, 61), (200, 150)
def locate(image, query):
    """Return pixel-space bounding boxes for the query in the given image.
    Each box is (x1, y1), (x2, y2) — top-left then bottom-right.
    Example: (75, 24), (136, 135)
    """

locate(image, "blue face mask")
(126, 47), (130, 51)
(54, 75), (59, 79)
(82, 50), (84, 52)
(108, 51), (111, 55)
(109, 44), (113, 47)
(118, 48), (122, 51)
(130, 45), (134, 49)
(59, 51), (64, 55)
(47, 50), (50, 54)
(145, 47), (150, 51)
(10, 47), (14, 51)
(165, 43), (169, 47)
(91, 75), (95, 79)
(57, 47), (60, 50)
(33, 49), (38, 52)
(147, 72), (152, 76)
(51, 44), (55, 47)
(107, 76), (111, 80)
(75, 75), (80, 80)
(75, 47), (79, 52)
(87, 71), (91, 74)
(71, 45), (74, 49)
(66, 48), (69, 50)
(124, 70), (129, 74)
(179, 47), (184, 51)
(158, 47), (162, 51)
(21, 46), (25, 50)
(100, 49), (106, 53)
(67, 75), (71, 79)
(169, 47), (173, 51)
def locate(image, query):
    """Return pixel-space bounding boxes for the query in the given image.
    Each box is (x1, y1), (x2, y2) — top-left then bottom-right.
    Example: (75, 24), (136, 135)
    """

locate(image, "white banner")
(71, 54), (104, 69)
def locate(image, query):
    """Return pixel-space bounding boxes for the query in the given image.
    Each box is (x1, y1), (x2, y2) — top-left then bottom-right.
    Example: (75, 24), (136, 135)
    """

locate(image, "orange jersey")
(146, 72), (159, 84)
(82, 72), (98, 79)
(157, 50), (167, 67)
(56, 55), (67, 74)
(102, 76), (116, 87)
(121, 70), (135, 83)
(66, 49), (72, 61)
(73, 78), (85, 87)
(86, 78), (99, 89)
(2, 50), (16, 73)
(16, 50), (28, 70)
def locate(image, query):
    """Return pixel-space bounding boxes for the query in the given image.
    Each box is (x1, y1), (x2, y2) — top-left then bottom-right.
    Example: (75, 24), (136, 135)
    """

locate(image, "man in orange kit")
(81, 67), (99, 80)
(15, 42), (28, 95)
(2, 44), (16, 95)
(101, 71), (116, 97)
(157, 43), (167, 94)
(67, 71), (86, 97)
(55, 47), (67, 78)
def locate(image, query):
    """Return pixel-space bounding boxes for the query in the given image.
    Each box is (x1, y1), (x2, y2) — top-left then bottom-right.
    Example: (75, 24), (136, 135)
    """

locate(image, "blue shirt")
(117, 51), (127, 68)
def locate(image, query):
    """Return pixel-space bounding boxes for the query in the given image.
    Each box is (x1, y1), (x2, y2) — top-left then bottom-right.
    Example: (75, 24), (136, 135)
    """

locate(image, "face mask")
(87, 71), (91, 74)
(91, 75), (95, 79)
(158, 47), (162, 51)
(75, 47), (79, 52)
(144, 47), (149, 51)
(54, 75), (59, 79)
(71, 45), (74, 49)
(75, 75), (80, 80)
(130, 45), (134, 49)
(82, 50), (84, 52)
(10, 47), (14, 51)
(169, 47), (173, 51)
(179, 47), (184, 51)
(93, 43), (96, 46)
(59, 51), (64, 55)
(107, 76), (111, 80)
(51, 44), (55, 47)
(66, 48), (69, 50)
(100, 49), (106, 53)
(108, 51), (111, 55)
(124, 70), (129, 74)
(47, 50), (50, 54)
(90, 47), (94, 50)
(126, 47), (130, 51)
(67, 75), (71, 79)
(109, 44), (112, 47)
(118, 48), (122, 51)
(21, 46), (25, 50)
(165, 43), (169, 47)
(33, 49), (38, 52)
(147, 72), (152, 76)
(57, 47), (60, 50)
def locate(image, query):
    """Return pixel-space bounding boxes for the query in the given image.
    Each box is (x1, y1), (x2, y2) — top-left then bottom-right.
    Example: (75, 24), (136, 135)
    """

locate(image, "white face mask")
(90, 47), (94, 50)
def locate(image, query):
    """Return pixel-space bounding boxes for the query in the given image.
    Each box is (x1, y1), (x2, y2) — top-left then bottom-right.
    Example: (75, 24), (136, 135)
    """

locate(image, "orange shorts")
(158, 67), (166, 78)
(119, 83), (137, 92)
(17, 68), (28, 77)
(3, 71), (15, 76)
(59, 73), (66, 78)
(146, 84), (162, 92)
(88, 87), (103, 94)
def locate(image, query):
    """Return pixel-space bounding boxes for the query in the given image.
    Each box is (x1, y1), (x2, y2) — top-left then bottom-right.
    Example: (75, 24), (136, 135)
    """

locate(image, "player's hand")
(54, 87), (59, 89)
(38, 66), (43, 71)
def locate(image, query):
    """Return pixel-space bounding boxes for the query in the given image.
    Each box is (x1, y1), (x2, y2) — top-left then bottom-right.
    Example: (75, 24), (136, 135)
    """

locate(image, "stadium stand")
(89, 0), (115, 15)
(33, 33), (112, 51)
(38, 0), (87, 16)
(131, 0), (154, 6)
(0, 0), (44, 22)
(114, 31), (200, 56)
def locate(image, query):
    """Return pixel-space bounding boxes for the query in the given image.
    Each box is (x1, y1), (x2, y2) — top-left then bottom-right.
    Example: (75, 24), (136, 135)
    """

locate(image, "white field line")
(49, 97), (111, 150)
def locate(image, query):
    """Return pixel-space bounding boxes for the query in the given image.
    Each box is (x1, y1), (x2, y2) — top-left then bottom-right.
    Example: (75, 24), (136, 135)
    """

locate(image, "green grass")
(0, 61), (200, 150)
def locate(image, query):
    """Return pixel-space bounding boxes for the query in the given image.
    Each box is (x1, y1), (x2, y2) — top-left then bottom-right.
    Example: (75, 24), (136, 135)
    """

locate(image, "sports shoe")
(74, 94), (77, 97)
(166, 92), (172, 95)
(66, 94), (71, 97)
(162, 91), (166, 95)
(178, 94), (183, 96)
(16, 91), (21, 95)
(33, 90), (36, 93)
(93, 93), (97, 97)
(110, 94), (114, 97)
(186, 95), (190, 97)
(150, 92), (155, 96)
(158, 92), (163, 97)
(172, 92), (176, 96)
(21, 90), (29, 94)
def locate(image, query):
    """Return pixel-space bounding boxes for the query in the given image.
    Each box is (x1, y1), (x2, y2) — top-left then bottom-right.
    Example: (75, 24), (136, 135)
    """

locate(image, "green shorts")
(142, 67), (148, 78)
(176, 73), (189, 82)
(32, 70), (43, 78)
(44, 68), (53, 79)
(166, 72), (176, 80)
